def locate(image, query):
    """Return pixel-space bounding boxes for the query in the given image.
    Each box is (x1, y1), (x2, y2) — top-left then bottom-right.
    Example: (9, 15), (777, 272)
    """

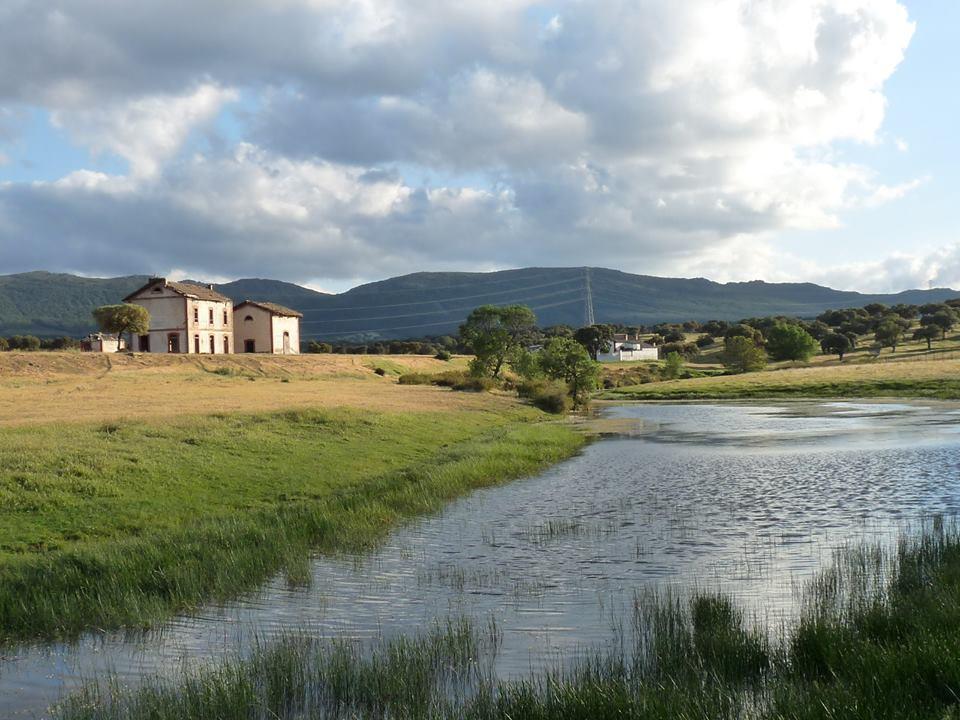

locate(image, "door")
(167, 334), (180, 353)
(282, 331), (291, 354)
(209, 335), (216, 354)
(194, 335), (200, 354)
(139, 335), (150, 352)
(245, 339), (256, 353)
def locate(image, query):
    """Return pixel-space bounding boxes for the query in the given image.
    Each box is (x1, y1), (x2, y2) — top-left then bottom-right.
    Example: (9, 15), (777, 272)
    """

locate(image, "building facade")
(124, 278), (234, 354)
(233, 301), (302, 354)
(597, 334), (659, 362)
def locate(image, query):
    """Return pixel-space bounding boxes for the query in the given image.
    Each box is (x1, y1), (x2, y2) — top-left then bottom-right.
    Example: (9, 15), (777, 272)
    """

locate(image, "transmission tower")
(584, 267), (596, 326)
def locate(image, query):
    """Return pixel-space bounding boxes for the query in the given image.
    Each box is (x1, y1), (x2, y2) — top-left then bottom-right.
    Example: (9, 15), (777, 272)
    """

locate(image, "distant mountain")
(0, 267), (957, 340)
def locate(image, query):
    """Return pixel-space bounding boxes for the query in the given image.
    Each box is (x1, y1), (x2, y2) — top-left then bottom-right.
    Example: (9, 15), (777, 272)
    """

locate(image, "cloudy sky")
(0, 0), (956, 293)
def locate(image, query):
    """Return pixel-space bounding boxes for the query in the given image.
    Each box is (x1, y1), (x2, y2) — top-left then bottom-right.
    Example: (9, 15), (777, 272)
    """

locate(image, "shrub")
(0, 337), (8, 351)
(695, 334), (715, 348)
(451, 376), (496, 392)
(307, 341), (332, 353)
(8, 335), (41, 351)
(517, 379), (572, 414)
(660, 341), (699, 359)
(398, 373), (433, 385)
(373, 367), (387, 376)
(434, 350), (452, 361)
(662, 351), (684, 379)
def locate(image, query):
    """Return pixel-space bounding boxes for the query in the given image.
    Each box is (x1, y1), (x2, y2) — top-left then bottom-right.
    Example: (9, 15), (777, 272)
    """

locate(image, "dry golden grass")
(0, 352), (510, 427)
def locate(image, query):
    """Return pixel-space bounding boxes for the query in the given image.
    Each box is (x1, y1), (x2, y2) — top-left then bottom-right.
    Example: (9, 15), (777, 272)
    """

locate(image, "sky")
(0, 0), (956, 294)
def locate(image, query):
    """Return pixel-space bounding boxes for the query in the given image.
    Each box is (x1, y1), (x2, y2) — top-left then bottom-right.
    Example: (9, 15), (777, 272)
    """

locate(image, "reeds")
(55, 517), (960, 720)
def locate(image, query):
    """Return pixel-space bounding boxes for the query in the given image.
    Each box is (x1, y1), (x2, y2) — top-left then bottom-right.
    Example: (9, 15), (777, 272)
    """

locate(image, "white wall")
(272, 315), (300, 355)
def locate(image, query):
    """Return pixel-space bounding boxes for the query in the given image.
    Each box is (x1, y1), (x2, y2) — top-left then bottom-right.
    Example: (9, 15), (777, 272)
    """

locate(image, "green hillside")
(0, 267), (957, 340)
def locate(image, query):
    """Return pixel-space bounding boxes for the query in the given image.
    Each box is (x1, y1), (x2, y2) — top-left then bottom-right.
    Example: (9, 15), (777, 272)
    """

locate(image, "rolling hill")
(0, 268), (957, 340)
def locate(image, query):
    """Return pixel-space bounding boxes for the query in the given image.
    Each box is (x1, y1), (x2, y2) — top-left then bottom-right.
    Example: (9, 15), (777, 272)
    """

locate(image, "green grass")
(0, 406), (585, 640)
(55, 519), (960, 720)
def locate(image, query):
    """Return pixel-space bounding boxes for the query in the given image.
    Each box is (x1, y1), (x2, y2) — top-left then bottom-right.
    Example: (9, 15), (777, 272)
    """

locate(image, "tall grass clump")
(53, 518), (960, 720)
(516, 379), (572, 414)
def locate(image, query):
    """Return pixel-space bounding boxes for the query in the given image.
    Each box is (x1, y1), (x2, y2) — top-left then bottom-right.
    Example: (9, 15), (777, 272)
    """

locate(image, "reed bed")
(54, 518), (960, 719)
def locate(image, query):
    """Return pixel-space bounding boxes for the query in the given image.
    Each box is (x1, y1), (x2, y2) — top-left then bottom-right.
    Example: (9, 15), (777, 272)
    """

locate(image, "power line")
(585, 268), (596, 326)
(310, 296), (584, 338)
(296, 277), (583, 313)
(301, 286), (586, 325)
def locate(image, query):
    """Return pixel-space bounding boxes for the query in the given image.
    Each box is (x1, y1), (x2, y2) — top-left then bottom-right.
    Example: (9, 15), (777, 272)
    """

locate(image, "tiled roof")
(124, 278), (232, 303)
(166, 281), (232, 302)
(235, 300), (303, 318)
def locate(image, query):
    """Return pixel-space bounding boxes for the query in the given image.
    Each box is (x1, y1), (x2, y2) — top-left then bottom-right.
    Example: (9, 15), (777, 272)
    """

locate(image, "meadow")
(54, 518), (960, 719)
(0, 353), (584, 640)
(604, 355), (960, 401)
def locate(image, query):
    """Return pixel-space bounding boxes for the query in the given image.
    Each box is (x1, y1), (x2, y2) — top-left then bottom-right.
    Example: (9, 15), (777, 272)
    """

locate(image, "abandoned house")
(124, 277), (234, 354)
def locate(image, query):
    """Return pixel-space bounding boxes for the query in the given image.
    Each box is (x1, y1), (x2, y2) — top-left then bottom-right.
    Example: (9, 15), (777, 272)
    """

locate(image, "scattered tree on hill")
(820, 333), (852, 360)
(765, 323), (819, 362)
(924, 309), (957, 340)
(724, 324), (765, 346)
(459, 304), (537, 378)
(92, 304), (150, 351)
(863, 303), (888, 316)
(695, 334), (715, 348)
(573, 324), (616, 360)
(307, 341), (333, 353)
(538, 337), (601, 406)
(660, 341), (699, 359)
(662, 351), (684, 379)
(0, 337), (7, 351)
(722, 336), (767, 373)
(891, 303), (919, 320)
(663, 329), (686, 343)
(542, 324), (574, 339)
(913, 325), (941, 350)
(702, 320), (730, 336)
(874, 320), (905, 352)
(6, 335), (41, 351)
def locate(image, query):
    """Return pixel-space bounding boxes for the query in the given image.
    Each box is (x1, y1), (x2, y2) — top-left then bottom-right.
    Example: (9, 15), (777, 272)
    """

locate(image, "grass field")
(55, 519), (960, 720)
(603, 356), (960, 400)
(0, 353), (585, 640)
(0, 351), (486, 427)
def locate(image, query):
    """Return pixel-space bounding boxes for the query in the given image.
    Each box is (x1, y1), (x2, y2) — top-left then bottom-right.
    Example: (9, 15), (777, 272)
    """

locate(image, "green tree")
(509, 346), (543, 380)
(459, 305), (537, 378)
(913, 325), (940, 350)
(0, 337), (7, 351)
(573, 324), (616, 360)
(820, 332), (851, 360)
(874, 320), (904, 352)
(307, 341), (333, 353)
(926, 309), (957, 340)
(539, 337), (601, 405)
(722, 336), (767, 373)
(765, 323), (819, 362)
(724, 324), (765, 347)
(662, 351), (684, 379)
(92, 304), (150, 350)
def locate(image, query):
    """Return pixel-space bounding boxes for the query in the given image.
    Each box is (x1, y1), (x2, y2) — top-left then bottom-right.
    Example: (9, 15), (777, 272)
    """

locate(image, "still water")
(4, 401), (960, 718)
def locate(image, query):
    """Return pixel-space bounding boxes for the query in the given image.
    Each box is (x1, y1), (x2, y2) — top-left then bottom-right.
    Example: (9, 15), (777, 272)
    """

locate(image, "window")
(193, 307), (199, 323)
(209, 308), (214, 324)
(223, 310), (229, 325)
(151, 286), (162, 293)
(244, 315), (254, 322)
(223, 336), (230, 354)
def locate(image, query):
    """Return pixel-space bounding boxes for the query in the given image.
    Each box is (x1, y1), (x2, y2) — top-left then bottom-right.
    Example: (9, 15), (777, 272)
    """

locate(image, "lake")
(4, 400), (960, 718)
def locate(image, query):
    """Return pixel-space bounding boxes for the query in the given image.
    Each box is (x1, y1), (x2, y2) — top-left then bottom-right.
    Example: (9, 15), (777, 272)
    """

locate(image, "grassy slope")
(0, 405), (585, 640)
(604, 357), (960, 400)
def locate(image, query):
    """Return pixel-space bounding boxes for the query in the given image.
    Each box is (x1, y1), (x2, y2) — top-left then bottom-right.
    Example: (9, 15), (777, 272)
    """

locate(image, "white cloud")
(0, 0), (924, 289)
(50, 85), (237, 179)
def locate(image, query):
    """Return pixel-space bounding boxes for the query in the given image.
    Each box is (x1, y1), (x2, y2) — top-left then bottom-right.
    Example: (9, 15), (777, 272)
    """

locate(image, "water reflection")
(4, 401), (960, 718)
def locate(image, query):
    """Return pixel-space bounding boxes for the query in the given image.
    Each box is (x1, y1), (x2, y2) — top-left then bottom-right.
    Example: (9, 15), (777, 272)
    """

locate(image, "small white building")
(80, 332), (125, 353)
(233, 301), (302, 354)
(124, 278), (234, 354)
(597, 334), (659, 362)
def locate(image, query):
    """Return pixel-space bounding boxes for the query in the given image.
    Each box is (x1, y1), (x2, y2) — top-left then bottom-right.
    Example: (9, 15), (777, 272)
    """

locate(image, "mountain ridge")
(0, 268), (956, 340)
